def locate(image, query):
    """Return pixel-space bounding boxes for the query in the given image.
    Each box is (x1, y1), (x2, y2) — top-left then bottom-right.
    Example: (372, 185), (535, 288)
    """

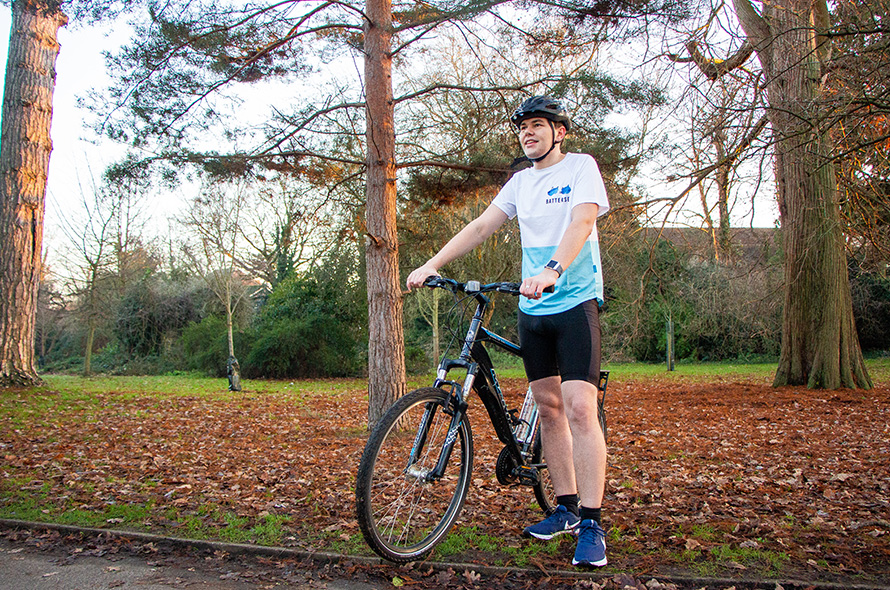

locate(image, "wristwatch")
(544, 259), (563, 277)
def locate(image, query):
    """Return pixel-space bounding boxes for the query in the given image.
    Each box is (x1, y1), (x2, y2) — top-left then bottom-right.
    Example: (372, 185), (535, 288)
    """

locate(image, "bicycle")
(355, 276), (609, 562)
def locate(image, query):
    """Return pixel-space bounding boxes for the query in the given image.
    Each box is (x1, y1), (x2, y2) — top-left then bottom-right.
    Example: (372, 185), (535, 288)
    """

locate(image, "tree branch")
(678, 38), (754, 80)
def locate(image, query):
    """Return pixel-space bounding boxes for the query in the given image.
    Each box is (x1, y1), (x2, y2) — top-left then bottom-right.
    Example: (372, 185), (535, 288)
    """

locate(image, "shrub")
(181, 316), (253, 377)
(245, 248), (366, 378)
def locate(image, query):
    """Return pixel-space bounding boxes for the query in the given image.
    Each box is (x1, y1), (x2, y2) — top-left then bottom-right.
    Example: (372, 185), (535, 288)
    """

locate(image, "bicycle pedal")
(514, 465), (539, 486)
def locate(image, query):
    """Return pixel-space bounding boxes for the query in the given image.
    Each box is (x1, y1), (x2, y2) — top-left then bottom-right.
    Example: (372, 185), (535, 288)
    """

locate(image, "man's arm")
(520, 203), (599, 299)
(406, 204), (509, 290)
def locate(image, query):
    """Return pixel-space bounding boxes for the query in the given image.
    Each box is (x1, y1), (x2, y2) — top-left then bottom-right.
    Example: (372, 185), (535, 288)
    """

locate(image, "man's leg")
(521, 375), (581, 539)
(531, 375), (576, 497)
(561, 379), (606, 510)
(562, 379), (608, 567)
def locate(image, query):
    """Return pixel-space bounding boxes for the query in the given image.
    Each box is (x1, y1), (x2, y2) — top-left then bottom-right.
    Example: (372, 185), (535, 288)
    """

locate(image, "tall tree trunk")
(733, 0), (871, 389)
(364, 0), (406, 426)
(0, 1), (67, 387)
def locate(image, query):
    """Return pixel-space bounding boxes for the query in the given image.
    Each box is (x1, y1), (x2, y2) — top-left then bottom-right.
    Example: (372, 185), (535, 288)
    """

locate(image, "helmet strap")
(528, 120), (562, 164)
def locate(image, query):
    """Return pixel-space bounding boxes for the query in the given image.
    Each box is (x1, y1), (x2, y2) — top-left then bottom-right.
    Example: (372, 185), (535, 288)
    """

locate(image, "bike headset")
(510, 96), (572, 164)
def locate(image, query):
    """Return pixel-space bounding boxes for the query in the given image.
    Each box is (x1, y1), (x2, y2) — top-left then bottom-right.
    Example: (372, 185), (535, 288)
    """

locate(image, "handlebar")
(422, 276), (553, 296)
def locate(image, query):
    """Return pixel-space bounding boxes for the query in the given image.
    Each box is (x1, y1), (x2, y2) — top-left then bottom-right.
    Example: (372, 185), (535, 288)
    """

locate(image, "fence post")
(666, 317), (675, 371)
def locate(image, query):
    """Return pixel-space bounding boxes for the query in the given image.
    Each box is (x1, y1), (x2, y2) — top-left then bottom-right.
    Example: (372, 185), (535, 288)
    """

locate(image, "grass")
(15, 357), (888, 402)
(419, 354), (890, 385)
(435, 524), (562, 567)
(709, 544), (791, 576)
(0, 491), (153, 531)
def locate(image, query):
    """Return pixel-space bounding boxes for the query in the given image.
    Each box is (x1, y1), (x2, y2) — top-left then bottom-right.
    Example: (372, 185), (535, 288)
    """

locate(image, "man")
(406, 96), (610, 567)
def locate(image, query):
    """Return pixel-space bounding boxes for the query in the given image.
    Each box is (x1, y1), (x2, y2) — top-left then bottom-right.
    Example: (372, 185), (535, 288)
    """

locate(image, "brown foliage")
(1, 376), (888, 584)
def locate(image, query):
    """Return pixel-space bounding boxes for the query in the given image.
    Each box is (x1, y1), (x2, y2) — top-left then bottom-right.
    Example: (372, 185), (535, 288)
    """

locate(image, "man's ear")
(555, 123), (568, 142)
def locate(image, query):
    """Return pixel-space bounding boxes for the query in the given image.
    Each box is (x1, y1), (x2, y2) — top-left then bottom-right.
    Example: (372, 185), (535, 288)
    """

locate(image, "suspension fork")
(407, 363), (477, 482)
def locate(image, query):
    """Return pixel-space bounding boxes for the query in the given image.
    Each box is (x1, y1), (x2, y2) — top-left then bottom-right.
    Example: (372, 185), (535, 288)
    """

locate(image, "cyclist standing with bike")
(406, 96), (610, 567)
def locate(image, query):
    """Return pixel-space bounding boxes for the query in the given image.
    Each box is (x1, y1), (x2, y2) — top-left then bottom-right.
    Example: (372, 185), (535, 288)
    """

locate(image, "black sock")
(579, 506), (602, 525)
(556, 494), (579, 517)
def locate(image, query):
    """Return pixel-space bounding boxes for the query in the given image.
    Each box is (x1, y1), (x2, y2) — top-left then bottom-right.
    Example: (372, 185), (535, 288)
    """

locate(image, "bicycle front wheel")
(355, 387), (473, 562)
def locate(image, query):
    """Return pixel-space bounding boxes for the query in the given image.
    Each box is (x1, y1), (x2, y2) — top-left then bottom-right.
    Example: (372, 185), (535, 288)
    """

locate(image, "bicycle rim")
(355, 387), (473, 562)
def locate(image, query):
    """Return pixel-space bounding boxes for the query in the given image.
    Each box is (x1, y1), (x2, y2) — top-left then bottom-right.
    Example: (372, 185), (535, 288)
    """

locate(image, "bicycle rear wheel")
(530, 430), (556, 515)
(355, 387), (473, 562)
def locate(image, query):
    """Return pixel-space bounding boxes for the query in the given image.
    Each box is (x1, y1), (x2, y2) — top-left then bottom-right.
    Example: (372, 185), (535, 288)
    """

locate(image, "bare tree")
(733, 0), (871, 388)
(60, 188), (118, 374)
(181, 183), (252, 391)
(670, 0), (872, 388)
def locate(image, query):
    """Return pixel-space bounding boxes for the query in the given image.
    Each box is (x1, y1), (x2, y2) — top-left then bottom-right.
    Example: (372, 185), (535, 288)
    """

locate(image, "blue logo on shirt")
(546, 185), (572, 204)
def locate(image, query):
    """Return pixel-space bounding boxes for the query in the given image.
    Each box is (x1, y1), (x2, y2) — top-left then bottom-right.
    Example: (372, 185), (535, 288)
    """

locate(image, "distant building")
(640, 227), (780, 266)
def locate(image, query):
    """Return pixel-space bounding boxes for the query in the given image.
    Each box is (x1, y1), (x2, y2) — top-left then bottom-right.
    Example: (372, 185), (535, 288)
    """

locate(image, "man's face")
(517, 116), (565, 160)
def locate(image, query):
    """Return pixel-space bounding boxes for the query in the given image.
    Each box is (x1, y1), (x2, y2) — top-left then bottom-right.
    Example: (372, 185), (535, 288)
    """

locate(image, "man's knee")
(530, 377), (562, 416)
(562, 380), (600, 425)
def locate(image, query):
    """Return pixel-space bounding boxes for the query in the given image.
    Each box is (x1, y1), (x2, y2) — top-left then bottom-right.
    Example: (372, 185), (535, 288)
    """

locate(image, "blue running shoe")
(572, 519), (607, 567)
(522, 505), (580, 540)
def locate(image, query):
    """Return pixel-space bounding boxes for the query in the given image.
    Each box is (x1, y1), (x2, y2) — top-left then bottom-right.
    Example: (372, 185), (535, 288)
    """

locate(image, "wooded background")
(1, 0), (888, 421)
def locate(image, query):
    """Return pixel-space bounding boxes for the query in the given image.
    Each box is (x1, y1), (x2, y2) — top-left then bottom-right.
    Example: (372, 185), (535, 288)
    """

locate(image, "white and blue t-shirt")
(492, 153), (610, 315)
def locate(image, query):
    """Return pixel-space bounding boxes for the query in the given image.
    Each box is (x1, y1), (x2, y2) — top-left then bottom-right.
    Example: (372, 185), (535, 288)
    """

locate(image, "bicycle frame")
(418, 283), (534, 482)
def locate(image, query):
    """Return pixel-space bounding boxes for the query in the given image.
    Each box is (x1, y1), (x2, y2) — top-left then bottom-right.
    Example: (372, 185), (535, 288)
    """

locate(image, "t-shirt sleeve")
(491, 176), (518, 219)
(571, 155), (610, 218)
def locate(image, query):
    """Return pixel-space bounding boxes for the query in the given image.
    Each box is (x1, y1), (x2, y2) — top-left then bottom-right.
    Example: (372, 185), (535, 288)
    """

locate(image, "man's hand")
(520, 268), (558, 299)
(406, 264), (439, 291)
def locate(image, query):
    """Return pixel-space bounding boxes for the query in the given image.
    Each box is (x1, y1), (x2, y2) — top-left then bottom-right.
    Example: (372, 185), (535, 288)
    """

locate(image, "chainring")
(495, 446), (518, 485)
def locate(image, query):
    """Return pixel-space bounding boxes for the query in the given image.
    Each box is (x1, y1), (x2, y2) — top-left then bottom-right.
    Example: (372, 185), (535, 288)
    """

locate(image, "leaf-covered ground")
(1, 372), (888, 588)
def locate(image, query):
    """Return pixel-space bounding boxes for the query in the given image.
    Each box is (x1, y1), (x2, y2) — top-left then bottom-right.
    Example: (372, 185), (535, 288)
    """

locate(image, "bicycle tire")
(530, 430), (556, 515)
(355, 387), (473, 562)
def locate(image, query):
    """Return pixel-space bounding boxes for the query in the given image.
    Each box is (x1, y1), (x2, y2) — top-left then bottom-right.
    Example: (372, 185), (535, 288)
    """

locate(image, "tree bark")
(0, 1), (67, 387)
(364, 0), (406, 426)
(733, 0), (871, 389)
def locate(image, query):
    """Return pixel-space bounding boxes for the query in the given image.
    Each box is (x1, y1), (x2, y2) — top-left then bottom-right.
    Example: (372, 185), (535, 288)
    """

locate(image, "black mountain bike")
(355, 276), (608, 562)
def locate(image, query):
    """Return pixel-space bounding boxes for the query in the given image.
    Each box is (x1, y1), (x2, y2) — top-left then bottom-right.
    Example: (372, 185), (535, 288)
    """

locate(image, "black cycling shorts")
(517, 299), (601, 385)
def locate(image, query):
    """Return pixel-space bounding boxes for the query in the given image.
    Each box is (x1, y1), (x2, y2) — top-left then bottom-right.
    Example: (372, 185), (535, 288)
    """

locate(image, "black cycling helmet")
(510, 95), (571, 132)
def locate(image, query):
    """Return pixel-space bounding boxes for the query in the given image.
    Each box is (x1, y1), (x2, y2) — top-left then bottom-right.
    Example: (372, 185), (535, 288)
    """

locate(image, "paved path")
(0, 536), (385, 589)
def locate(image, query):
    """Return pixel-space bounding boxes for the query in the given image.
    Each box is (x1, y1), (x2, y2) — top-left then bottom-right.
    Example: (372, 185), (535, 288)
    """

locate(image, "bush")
(245, 248), (366, 378)
(181, 316), (253, 377)
(603, 239), (782, 362)
(116, 278), (201, 357)
(247, 314), (360, 378)
(851, 267), (890, 353)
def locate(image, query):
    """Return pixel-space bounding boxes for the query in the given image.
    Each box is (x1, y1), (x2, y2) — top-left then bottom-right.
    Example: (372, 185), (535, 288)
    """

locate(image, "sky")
(0, 5), (779, 274)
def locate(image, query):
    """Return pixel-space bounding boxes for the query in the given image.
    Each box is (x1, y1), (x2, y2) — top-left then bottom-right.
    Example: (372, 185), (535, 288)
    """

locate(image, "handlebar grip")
(543, 285), (555, 294)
